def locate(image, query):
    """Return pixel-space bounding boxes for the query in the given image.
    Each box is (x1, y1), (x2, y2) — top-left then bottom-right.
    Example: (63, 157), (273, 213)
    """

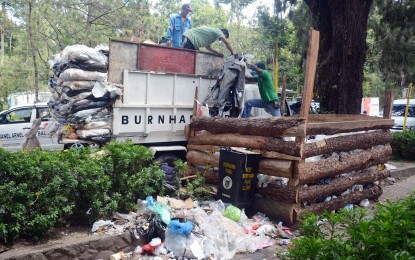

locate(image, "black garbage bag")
(68, 59), (108, 73)
(147, 214), (166, 242)
(203, 54), (245, 117)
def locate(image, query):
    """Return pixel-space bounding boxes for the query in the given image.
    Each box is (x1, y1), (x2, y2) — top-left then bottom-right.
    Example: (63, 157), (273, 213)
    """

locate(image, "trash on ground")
(90, 197), (296, 259)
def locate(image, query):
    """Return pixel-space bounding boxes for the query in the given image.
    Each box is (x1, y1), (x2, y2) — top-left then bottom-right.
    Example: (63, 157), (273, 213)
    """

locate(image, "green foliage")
(185, 168), (212, 201)
(0, 149), (76, 243)
(0, 141), (166, 243)
(391, 131), (415, 161)
(101, 139), (155, 211)
(285, 193), (415, 259)
(63, 147), (117, 224)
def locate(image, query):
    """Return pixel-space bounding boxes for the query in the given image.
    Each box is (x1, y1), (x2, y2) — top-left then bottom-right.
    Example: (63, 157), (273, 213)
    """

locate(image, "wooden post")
(290, 29), (320, 187)
(281, 73), (287, 116)
(274, 40), (279, 95)
(383, 90), (394, 119)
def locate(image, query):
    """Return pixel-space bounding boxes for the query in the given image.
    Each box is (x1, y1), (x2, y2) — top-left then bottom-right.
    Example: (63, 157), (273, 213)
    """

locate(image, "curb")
(389, 166), (415, 178)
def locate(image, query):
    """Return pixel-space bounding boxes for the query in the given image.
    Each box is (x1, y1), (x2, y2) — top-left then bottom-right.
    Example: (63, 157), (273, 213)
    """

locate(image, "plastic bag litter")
(59, 68), (107, 82)
(148, 214), (167, 241)
(62, 80), (96, 90)
(360, 199), (370, 208)
(91, 220), (112, 232)
(81, 121), (111, 130)
(223, 205), (241, 222)
(164, 228), (186, 257)
(92, 81), (122, 98)
(76, 129), (110, 138)
(168, 219), (193, 235)
(186, 233), (205, 260)
(146, 196), (171, 225)
(60, 44), (108, 64)
(209, 200), (225, 213)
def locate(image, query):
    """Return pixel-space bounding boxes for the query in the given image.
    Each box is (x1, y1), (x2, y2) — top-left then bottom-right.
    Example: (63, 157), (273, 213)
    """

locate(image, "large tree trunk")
(304, 0), (373, 114)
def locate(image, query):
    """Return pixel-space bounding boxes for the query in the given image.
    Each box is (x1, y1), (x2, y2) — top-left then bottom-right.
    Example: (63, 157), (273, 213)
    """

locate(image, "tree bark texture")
(186, 150), (293, 178)
(253, 197), (297, 226)
(190, 117), (306, 137)
(296, 185), (382, 217)
(304, 130), (393, 158)
(298, 145), (391, 185)
(299, 168), (389, 202)
(304, 0), (373, 114)
(256, 184), (298, 203)
(306, 119), (394, 136)
(189, 133), (301, 157)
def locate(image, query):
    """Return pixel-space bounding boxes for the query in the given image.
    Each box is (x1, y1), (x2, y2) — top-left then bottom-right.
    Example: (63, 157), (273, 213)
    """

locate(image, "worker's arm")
(220, 37), (235, 55)
(246, 63), (263, 77)
(166, 17), (175, 47)
(206, 46), (224, 57)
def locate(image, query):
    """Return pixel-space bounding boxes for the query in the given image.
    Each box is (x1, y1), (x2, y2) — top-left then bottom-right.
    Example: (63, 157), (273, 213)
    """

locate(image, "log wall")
(186, 115), (394, 225)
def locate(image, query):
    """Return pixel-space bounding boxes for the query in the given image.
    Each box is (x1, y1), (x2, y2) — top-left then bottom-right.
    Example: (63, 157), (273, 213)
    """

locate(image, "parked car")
(0, 103), (64, 151)
(288, 98), (320, 115)
(392, 99), (415, 131)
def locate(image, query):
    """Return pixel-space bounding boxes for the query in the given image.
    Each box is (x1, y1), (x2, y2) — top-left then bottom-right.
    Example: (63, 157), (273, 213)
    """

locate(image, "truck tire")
(155, 153), (181, 166)
(64, 143), (86, 150)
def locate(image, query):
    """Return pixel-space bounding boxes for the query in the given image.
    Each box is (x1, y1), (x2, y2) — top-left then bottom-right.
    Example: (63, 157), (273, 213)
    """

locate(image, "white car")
(0, 103), (64, 151)
(392, 99), (415, 131)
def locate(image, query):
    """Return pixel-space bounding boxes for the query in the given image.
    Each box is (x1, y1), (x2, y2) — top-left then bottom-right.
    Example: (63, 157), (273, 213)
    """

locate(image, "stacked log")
(186, 114), (394, 225)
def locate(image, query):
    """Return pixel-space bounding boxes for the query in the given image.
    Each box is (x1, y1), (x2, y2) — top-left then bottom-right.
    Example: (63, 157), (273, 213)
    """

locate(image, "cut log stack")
(185, 30), (396, 225)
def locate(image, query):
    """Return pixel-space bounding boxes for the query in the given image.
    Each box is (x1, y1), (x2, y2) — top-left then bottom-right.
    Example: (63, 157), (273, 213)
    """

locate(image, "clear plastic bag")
(164, 228), (186, 257)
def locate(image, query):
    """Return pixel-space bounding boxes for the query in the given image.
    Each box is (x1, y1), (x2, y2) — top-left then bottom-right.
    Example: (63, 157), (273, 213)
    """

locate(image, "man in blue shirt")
(166, 3), (192, 48)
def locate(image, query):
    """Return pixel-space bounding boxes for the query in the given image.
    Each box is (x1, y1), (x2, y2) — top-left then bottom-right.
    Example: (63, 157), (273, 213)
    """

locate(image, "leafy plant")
(185, 168), (212, 201)
(391, 131), (415, 161)
(0, 149), (76, 243)
(285, 193), (415, 259)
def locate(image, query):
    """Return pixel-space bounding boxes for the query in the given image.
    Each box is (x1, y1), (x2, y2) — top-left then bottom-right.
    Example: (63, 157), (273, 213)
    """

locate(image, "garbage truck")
(46, 39), (292, 164)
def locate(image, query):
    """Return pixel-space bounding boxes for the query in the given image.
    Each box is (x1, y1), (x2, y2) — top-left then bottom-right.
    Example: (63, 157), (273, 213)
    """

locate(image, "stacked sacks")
(47, 44), (122, 144)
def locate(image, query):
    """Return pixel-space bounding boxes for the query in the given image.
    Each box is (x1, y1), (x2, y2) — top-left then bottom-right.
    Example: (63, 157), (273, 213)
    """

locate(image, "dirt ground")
(1, 161), (415, 259)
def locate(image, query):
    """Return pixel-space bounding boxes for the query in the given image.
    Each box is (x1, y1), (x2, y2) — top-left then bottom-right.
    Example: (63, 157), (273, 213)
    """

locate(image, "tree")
(374, 0), (415, 98)
(277, 0), (373, 114)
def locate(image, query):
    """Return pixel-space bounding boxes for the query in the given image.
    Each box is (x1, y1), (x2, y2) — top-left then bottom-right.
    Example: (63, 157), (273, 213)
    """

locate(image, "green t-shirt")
(183, 26), (224, 50)
(253, 70), (278, 103)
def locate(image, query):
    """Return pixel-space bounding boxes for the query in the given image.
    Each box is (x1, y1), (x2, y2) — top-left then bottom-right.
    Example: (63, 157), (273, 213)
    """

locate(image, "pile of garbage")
(91, 196), (295, 260)
(47, 44), (122, 144)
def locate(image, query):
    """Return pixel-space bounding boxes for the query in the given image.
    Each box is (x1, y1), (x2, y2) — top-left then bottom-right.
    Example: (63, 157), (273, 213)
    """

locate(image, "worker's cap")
(182, 3), (193, 12)
(255, 62), (266, 70)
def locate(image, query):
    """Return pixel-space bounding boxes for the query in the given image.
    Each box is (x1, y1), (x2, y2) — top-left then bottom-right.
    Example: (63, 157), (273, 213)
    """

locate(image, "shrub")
(0, 140), (168, 243)
(185, 168), (212, 201)
(63, 147), (117, 224)
(0, 149), (76, 243)
(391, 130), (415, 160)
(285, 193), (415, 259)
(100, 140), (156, 211)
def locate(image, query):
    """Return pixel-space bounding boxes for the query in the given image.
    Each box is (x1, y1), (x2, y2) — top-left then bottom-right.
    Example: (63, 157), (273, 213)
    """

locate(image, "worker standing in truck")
(166, 3), (193, 48)
(182, 26), (235, 56)
(241, 62), (281, 118)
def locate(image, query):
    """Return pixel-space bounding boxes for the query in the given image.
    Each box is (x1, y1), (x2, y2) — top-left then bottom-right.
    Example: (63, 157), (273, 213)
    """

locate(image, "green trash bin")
(217, 147), (260, 209)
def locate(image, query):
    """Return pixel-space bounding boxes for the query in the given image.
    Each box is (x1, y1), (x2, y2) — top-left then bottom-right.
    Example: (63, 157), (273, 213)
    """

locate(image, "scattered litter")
(360, 199), (370, 208)
(90, 198), (293, 259)
(344, 204), (354, 211)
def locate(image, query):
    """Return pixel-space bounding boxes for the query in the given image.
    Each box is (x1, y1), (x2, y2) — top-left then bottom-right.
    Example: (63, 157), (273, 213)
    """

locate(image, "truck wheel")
(64, 143), (86, 150)
(155, 154), (181, 166)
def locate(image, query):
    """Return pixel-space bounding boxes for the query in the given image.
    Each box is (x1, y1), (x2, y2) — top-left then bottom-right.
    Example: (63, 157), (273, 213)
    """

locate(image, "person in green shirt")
(241, 62), (281, 118)
(182, 26), (234, 56)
